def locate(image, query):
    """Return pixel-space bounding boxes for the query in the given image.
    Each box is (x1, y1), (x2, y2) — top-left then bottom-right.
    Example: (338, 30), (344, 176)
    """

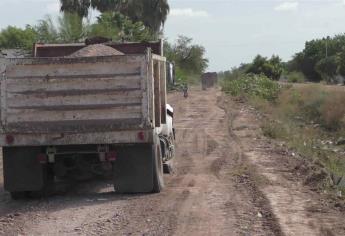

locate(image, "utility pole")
(326, 36), (330, 58)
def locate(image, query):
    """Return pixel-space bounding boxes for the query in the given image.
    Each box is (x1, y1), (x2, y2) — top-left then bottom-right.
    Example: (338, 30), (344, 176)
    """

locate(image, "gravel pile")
(67, 44), (124, 58)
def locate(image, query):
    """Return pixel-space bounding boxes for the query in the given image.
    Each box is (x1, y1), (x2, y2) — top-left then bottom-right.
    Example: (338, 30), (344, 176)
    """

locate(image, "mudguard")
(3, 147), (47, 192)
(113, 144), (154, 193)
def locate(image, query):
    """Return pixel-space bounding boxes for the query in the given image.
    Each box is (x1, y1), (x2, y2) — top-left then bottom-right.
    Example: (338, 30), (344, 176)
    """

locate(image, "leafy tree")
(287, 71), (305, 83)
(315, 56), (338, 83)
(35, 16), (59, 43)
(58, 13), (90, 43)
(165, 36), (209, 76)
(336, 48), (345, 77)
(60, 0), (91, 18)
(90, 12), (153, 42)
(0, 26), (37, 50)
(288, 34), (345, 82)
(35, 13), (90, 43)
(246, 55), (283, 80)
(59, 0), (169, 34)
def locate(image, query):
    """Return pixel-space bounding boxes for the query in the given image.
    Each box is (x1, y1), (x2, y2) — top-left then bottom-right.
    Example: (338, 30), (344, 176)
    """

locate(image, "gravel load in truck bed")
(67, 44), (124, 58)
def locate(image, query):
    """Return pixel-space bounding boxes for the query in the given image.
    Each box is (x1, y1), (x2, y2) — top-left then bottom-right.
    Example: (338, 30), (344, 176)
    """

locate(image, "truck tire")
(152, 140), (164, 193)
(10, 191), (28, 200)
(113, 137), (164, 194)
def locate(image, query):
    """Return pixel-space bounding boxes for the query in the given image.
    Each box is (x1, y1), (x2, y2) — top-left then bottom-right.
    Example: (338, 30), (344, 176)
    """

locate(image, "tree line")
(221, 34), (345, 84)
(288, 34), (345, 83)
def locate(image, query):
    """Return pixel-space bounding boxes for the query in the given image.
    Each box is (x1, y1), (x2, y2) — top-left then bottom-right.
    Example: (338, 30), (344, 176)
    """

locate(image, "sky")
(1, 0), (345, 71)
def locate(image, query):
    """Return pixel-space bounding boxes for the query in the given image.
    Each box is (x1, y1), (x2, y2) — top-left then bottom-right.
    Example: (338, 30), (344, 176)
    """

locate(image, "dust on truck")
(0, 41), (176, 199)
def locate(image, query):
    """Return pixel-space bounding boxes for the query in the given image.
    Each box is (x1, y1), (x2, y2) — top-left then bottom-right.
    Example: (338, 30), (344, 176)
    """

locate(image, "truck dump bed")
(0, 52), (167, 146)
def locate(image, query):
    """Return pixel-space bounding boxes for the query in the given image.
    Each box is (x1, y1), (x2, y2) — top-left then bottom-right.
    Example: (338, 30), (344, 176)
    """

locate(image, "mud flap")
(3, 147), (46, 192)
(113, 144), (154, 193)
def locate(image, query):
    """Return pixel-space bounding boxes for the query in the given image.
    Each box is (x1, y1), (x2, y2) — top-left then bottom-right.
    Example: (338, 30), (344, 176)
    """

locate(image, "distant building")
(201, 72), (218, 90)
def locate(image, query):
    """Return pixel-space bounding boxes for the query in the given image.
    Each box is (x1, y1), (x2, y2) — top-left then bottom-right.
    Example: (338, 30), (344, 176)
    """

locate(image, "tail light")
(5, 135), (14, 145)
(138, 131), (145, 141)
(106, 151), (117, 162)
(37, 154), (47, 164)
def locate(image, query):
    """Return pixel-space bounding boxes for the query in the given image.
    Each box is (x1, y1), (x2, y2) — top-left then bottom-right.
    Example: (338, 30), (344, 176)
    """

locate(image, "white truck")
(0, 41), (175, 199)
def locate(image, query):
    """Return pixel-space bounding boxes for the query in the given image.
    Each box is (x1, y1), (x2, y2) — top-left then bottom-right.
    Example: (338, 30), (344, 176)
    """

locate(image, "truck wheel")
(152, 141), (164, 193)
(163, 159), (174, 174)
(10, 191), (28, 200)
(113, 137), (165, 194)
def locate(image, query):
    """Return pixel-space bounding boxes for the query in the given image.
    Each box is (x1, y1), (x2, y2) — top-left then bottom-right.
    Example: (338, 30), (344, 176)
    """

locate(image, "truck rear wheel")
(152, 141), (164, 193)
(10, 191), (28, 200)
(113, 137), (164, 194)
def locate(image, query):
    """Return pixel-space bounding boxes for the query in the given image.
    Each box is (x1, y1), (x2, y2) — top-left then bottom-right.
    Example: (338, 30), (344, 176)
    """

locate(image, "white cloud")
(170, 8), (209, 18)
(274, 1), (299, 11)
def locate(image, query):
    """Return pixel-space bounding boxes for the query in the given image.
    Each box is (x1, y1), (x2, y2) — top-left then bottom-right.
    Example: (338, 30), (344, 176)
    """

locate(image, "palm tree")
(140, 0), (169, 34)
(59, 0), (170, 34)
(60, 0), (91, 18)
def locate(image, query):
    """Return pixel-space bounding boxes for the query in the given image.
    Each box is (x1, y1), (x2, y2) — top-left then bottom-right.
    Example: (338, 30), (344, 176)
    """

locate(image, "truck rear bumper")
(0, 130), (154, 147)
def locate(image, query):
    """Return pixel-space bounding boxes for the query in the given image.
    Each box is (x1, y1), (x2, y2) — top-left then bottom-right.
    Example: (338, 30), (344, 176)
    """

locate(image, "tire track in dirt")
(227, 97), (345, 236)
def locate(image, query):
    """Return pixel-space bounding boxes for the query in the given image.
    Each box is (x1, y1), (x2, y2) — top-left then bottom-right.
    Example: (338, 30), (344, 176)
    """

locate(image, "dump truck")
(201, 72), (218, 90)
(0, 41), (175, 199)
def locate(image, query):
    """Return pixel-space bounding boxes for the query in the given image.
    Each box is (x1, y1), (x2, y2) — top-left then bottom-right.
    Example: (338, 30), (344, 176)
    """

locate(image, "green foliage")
(174, 67), (188, 84)
(222, 74), (280, 101)
(1, 11), (154, 49)
(90, 12), (153, 42)
(60, 0), (169, 34)
(58, 13), (90, 43)
(261, 121), (287, 139)
(0, 25), (37, 50)
(287, 71), (305, 83)
(34, 13), (90, 43)
(315, 56), (338, 83)
(35, 16), (59, 43)
(60, 0), (91, 18)
(336, 48), (345, 77)
(246, 54), (284, 80)
(219, 65), (248, 81)
(89, 12), (120, 39)
(164, 36), (208, 85)
(165, 36), (209, 77)
(289, 34), (345, 82)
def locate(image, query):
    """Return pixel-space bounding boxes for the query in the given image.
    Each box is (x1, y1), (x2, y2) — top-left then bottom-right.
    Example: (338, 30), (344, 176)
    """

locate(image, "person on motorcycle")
(182, 84), (189, 98)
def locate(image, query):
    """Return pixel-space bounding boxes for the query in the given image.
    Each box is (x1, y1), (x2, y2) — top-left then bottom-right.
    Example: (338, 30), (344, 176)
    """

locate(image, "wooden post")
(160, 61), (167, 124)
(154, 61), (161, 127)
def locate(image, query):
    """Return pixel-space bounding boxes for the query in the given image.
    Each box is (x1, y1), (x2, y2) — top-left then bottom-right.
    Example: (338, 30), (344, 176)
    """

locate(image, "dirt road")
(0, 88), (344, 235)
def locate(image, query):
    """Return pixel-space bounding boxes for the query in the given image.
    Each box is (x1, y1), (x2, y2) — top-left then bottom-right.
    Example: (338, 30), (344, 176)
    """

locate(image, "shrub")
(277, 85), (345, 131)
(287, 71), (305, 83)
(261, 121), (287, 139)
(320, 92), (345, 130)
(222, 74), (280, 101)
